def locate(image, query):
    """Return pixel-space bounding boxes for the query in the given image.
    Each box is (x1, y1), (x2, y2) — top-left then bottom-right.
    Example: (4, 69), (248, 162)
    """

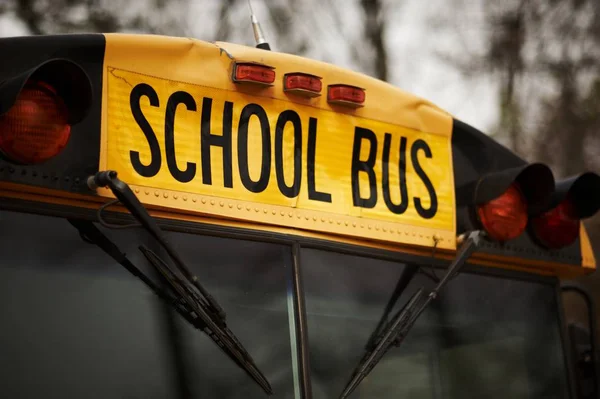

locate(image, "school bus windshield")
(0, 209), (571, 398)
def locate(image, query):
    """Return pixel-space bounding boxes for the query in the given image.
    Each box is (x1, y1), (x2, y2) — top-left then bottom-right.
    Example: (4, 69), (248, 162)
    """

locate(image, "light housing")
(470, 163), (555, 242)
(283, 73), (322, 97)
(327, 84), (365, 107)
(232, 62), (275, 85)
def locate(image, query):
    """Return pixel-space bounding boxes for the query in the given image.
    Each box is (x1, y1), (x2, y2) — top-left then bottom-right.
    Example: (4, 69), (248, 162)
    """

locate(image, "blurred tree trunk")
(359, 0), (388, 81)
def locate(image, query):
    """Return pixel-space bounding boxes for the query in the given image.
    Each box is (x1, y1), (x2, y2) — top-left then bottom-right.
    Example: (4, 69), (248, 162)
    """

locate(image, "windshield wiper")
(76, 170), (273, 395)
(339, 230), (484, 399)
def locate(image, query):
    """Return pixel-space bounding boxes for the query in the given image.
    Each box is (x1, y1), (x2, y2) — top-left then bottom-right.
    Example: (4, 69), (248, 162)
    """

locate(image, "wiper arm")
(339, 230), (484, 399)
(88, 171), (226, 321)
(82, 170), (273, 395)
(68, 219), (200, 327)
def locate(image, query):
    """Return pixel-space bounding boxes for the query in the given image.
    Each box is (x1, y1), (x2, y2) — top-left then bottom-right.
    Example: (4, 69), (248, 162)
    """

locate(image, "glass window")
(301, 248), (570, 399)
(0, 210), (298, 398)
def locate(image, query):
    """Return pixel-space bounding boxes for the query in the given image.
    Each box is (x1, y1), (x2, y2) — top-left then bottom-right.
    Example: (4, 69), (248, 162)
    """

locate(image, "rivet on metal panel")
(134, 188), (140, 193)
(163, 193), (169, 198)
(145, 190), (150, 195)
(211, 200), (216, 206)
(192, 197), (197, 203)
(375, 225), (380, 231)
(202, 198), (207, 204)
(248, 206), (252, 211)
(321, 217), (325, 222)
(281, 211), (285, 216)
(219, 201), (224, 207)
(289, 212), (293, 217)
(272, 210), (277, 215)
(174, 194), (178, 199)
(312, 216), (317, 221)
(154, 190), (159, 197)
(305, 215), (310, 220)
(255, 207), (259, 212)
(237, 204), (242, 210)
(183, 195), (187, 201)
(264, 209), (268, 214)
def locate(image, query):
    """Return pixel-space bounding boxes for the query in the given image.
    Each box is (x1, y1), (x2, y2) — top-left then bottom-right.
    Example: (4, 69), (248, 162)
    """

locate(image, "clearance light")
(476, 183), (528, 242)
(327, 84), (365, 107)
(232, 62), (275, 85)
(283, 73), (322, 97)
(531, 197), (580, 249)
(0, 80), (71, 164)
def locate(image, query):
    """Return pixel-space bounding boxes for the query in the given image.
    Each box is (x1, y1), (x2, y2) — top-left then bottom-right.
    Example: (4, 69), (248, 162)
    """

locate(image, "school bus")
(1, 32), (600, 399)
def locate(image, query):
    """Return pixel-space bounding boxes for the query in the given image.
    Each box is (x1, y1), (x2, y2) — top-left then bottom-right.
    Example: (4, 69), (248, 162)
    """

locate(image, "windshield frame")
(0, 196), (578, 399)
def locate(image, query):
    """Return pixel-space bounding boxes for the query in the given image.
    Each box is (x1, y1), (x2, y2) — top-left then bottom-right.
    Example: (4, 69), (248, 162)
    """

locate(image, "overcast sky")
(0, 0), (498, 133)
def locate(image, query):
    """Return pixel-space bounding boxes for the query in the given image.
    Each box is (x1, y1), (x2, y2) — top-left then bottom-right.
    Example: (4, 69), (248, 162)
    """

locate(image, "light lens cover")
(531, 197), (580, 249)
(327, 84), (365, 106)
(476, 183), (528, 241)
(233, 63), (275, 84)
(0, 80), (71, 164)
(284, 73), (322, 94)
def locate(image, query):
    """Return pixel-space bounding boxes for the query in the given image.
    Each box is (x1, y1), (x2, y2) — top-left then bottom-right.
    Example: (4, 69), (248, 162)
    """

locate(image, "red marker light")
(531, 197), (580, 249)
(0, 80), (71, 164)
(327, 84), (365, 107)
(476, 183), (528, 242)
(233, 63), (275, 85)
(284, 73), (322, 97)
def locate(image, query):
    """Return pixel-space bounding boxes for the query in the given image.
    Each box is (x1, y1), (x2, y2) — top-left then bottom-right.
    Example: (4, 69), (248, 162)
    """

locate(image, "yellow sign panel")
(103, 55), (455, 248)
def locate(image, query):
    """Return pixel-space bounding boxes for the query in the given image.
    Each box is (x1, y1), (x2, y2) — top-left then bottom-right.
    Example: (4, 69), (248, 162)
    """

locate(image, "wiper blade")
(340, 288), (424, 398)
(82, 170), (273, 395)
(139, 246), (272, 393)
(88, 171), (226, 321)
(339, 230), (484, 399)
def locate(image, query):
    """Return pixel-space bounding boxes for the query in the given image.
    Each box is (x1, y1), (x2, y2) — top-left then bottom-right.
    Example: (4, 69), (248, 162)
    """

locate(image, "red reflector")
(476, 183), (528, 242)
(531, 197), (580, 249)
(284, 73), (322, 96)
(0, 80), (71, 164)
(233, 63), (275, 85)
(328, 85), (365, 106)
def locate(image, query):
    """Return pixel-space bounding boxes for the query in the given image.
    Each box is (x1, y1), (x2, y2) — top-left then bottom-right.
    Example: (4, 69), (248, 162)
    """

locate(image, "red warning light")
(0, 80), (71, 165)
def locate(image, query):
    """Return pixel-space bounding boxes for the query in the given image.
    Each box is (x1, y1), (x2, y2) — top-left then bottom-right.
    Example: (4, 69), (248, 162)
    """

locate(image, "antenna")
(248, 0), (271, 51)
